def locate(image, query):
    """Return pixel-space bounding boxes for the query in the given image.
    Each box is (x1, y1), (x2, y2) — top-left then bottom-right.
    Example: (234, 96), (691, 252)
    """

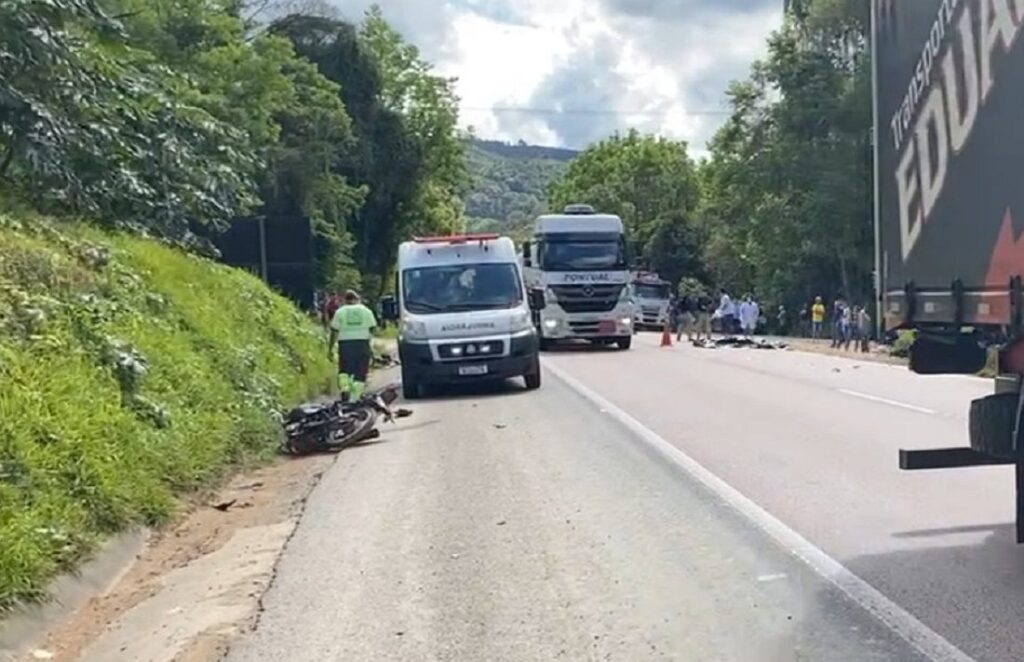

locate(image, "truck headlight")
(544, 319), (559, 330)
(621, 317), (632, 325)
(510, 309), (532, 333)
(401, 319), (427, 340)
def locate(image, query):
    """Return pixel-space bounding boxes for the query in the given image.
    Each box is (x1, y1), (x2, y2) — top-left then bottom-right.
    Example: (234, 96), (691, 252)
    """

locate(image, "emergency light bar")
(412, 233), (499, 245)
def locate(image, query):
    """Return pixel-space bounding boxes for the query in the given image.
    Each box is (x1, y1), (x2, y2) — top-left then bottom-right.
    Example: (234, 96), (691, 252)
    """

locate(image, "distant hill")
(464, 139), (578, 240)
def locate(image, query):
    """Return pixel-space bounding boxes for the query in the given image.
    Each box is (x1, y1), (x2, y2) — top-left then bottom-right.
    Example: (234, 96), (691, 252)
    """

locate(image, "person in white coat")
(739, 295), (759, 337)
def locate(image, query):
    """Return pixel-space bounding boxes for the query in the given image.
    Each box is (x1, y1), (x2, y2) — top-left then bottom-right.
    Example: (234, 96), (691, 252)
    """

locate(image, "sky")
(326, 0), (784, 155)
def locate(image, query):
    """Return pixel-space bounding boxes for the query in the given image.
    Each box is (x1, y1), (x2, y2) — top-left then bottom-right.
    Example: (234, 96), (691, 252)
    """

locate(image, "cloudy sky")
(327, 0), (783, 154)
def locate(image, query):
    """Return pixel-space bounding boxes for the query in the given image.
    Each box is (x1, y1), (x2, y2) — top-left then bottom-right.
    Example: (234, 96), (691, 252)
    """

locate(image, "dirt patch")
(28, 453), (335, 662)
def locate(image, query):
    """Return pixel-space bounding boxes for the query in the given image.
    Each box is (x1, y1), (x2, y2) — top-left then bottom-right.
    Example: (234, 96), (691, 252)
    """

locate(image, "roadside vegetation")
(0, 0), (470, 609)
(0, 212), (333, 611)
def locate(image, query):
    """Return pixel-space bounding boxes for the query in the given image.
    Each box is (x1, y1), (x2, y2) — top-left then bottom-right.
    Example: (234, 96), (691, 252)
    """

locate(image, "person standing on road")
(675, 294), (695, 342)
(718, 290), (737, 335)
(842, 305), (855, 350)
(739, 295), (759, 338)
(328, 290), (377, 401)
(811, 296), (825, 339)
(322, 291), (341, 329)
(858, 306), (872, 353)
(776, 304), (788, 336)
(694, 292), (713, 342)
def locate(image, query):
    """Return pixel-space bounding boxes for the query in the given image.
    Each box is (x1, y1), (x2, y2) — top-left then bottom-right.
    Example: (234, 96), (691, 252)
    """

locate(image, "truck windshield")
(402, 263), (522, 315)
(540, 239), (627, 271)
(634, 283), (670, 299)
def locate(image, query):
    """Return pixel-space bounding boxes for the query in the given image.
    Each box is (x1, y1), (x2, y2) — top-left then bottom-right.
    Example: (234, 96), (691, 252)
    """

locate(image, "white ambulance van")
(381, 234), (544, 399)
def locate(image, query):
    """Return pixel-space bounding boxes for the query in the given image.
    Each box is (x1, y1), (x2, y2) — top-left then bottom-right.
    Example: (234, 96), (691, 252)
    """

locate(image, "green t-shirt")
(331, 303), (377, 341)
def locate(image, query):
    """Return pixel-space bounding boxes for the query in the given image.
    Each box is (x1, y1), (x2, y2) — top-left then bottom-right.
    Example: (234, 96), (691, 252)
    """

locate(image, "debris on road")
(493, 424), (507, 429)
(692, 337), (788, 350)
(212, 499), (237, 512)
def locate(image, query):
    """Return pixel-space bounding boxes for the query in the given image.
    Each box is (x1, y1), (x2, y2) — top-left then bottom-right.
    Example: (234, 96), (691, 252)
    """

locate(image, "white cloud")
(328, 0), (784, 153)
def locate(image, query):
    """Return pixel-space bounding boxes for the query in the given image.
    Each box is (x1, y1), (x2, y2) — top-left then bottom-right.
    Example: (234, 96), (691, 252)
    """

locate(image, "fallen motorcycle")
(280, 383), (407, 455)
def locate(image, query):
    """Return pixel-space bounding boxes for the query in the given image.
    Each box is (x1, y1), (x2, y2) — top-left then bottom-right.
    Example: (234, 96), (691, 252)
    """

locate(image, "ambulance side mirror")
(528, 288), (546, 312)
(380, 295), (399, 321)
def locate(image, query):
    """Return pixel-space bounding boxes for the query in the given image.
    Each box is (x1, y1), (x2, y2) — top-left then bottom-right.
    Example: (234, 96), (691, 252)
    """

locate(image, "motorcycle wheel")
(325, 408), (378, 450)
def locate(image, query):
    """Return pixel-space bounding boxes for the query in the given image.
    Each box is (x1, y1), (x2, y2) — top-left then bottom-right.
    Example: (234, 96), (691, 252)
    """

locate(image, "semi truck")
(630, 272), (672, 331)
(874, 0), (1024, 540)
(522, 205), (634, 350)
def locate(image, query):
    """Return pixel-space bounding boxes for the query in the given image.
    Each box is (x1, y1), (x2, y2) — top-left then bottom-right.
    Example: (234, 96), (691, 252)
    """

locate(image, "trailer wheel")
(969, 392), (1019, 459)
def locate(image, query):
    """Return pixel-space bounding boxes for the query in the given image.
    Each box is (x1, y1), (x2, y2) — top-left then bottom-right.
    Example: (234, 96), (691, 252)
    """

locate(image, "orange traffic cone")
(661, 321), (673, 347)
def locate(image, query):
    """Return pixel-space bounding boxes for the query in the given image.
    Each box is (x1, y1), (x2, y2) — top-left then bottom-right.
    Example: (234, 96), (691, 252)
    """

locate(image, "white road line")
(838, 389), (937, 415)
(545, 362), (974, 662)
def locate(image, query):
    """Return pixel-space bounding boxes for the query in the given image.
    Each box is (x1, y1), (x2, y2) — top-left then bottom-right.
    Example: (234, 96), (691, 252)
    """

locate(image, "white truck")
(381, 233), (544, 399)
(521, 205), (634, 350)
(630, 272), (672, 331)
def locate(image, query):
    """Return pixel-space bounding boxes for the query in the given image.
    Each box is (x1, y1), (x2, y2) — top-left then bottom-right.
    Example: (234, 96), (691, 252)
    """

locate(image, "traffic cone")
(661, 321), (673, 347)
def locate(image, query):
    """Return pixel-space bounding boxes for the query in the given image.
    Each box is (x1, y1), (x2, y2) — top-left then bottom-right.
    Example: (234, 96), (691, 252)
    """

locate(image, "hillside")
(0, 213), (332, 610)
(464, 139), (578, 239)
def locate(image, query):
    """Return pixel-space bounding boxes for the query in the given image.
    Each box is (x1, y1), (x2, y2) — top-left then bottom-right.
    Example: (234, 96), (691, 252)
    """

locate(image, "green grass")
(0, 214), (333, 611)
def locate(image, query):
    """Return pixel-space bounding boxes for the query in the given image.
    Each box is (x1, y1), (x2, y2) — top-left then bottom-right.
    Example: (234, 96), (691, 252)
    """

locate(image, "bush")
(0, 214), (333, 610)
(890, 329), (916, 358)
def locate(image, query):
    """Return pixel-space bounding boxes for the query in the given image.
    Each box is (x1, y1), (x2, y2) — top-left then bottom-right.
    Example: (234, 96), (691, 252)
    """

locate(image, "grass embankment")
(0, 214), (333, 611)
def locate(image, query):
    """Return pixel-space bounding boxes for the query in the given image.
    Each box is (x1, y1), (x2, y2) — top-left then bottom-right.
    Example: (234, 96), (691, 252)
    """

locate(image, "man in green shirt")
(328, 290), (377, 400)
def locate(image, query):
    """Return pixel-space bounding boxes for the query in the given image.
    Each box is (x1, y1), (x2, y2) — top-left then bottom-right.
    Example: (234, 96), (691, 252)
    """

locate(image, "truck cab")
(522, 205), (634, 350)
(630, 272), (672, 331)
(386, 234), (542, 399)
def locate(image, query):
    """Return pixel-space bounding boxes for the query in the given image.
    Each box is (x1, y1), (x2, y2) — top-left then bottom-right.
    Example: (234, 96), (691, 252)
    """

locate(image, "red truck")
(875, 0), (1024, 540)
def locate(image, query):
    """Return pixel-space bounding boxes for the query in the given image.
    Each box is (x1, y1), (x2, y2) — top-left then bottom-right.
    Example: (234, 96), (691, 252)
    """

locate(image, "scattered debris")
(692, 336), (788, 350)
(496, 520), (507, 526)
(31, 650), (54, 660)
(395, 408), (414, 419)
(238, 481), (264, 491)
(831, 368), (841, 373)
(493, 424), (507, 430)
(450, 553), (460, 560)
(211, 499), (237, 512)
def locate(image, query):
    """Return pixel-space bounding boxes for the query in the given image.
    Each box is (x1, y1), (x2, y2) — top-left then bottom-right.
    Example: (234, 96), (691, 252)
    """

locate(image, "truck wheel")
(524, 356), (541, 390)
(401, 365), (424, 400)
(969, 392), (1019, 459)
(617, 336), (632, 350)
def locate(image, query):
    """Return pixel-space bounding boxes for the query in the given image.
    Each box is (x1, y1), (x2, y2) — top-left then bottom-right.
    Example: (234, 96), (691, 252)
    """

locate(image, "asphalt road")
(225, 335), (1024, 662)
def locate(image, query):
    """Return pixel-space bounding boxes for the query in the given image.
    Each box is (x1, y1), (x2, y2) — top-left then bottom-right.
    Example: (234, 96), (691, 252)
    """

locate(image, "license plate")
(458, 364), (489, 376)
(598, 320), (616, 333)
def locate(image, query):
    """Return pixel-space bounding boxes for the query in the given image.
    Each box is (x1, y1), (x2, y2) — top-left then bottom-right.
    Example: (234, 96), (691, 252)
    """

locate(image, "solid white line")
(838, 389), (937, 415)
(545, 362), (974, 662)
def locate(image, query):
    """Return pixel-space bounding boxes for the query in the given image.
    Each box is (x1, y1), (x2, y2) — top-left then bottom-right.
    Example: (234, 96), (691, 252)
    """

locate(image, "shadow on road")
(412, 378), (531, 403)
(840, 522), (1024, 661)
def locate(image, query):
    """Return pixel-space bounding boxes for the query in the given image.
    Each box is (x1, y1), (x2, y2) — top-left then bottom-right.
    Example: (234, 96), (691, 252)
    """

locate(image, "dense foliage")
(0, 212), (333, 611)
(545, 0), (872, 312)
(548, 132), (704, 288)
(465, 139), (573, 240)
(0, 0), (468, 294)
(701, 0), (871, 312)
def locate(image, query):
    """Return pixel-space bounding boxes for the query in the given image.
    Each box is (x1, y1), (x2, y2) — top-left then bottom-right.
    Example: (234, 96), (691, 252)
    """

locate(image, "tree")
(549, 131), (701, 277)
(272, 9), (468, 295)
(700, 0), (872, 314)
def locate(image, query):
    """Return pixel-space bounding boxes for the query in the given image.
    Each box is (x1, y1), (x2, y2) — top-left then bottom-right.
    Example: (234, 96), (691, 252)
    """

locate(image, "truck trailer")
(874, 0), (1024, 540)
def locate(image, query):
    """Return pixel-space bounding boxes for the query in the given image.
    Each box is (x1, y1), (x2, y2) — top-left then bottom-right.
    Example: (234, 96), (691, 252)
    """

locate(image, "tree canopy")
(0, 0), (469, 295)
(548, 131), (703, 284)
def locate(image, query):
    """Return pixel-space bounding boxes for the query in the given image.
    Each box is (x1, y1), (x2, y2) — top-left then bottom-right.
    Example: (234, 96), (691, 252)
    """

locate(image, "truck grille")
(550, 284), (624, 313)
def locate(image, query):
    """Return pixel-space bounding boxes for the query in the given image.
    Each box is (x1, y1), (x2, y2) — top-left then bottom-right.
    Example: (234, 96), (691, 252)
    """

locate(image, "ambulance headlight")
(401, 319), (428, 340)
(509, 309), (533, 333)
